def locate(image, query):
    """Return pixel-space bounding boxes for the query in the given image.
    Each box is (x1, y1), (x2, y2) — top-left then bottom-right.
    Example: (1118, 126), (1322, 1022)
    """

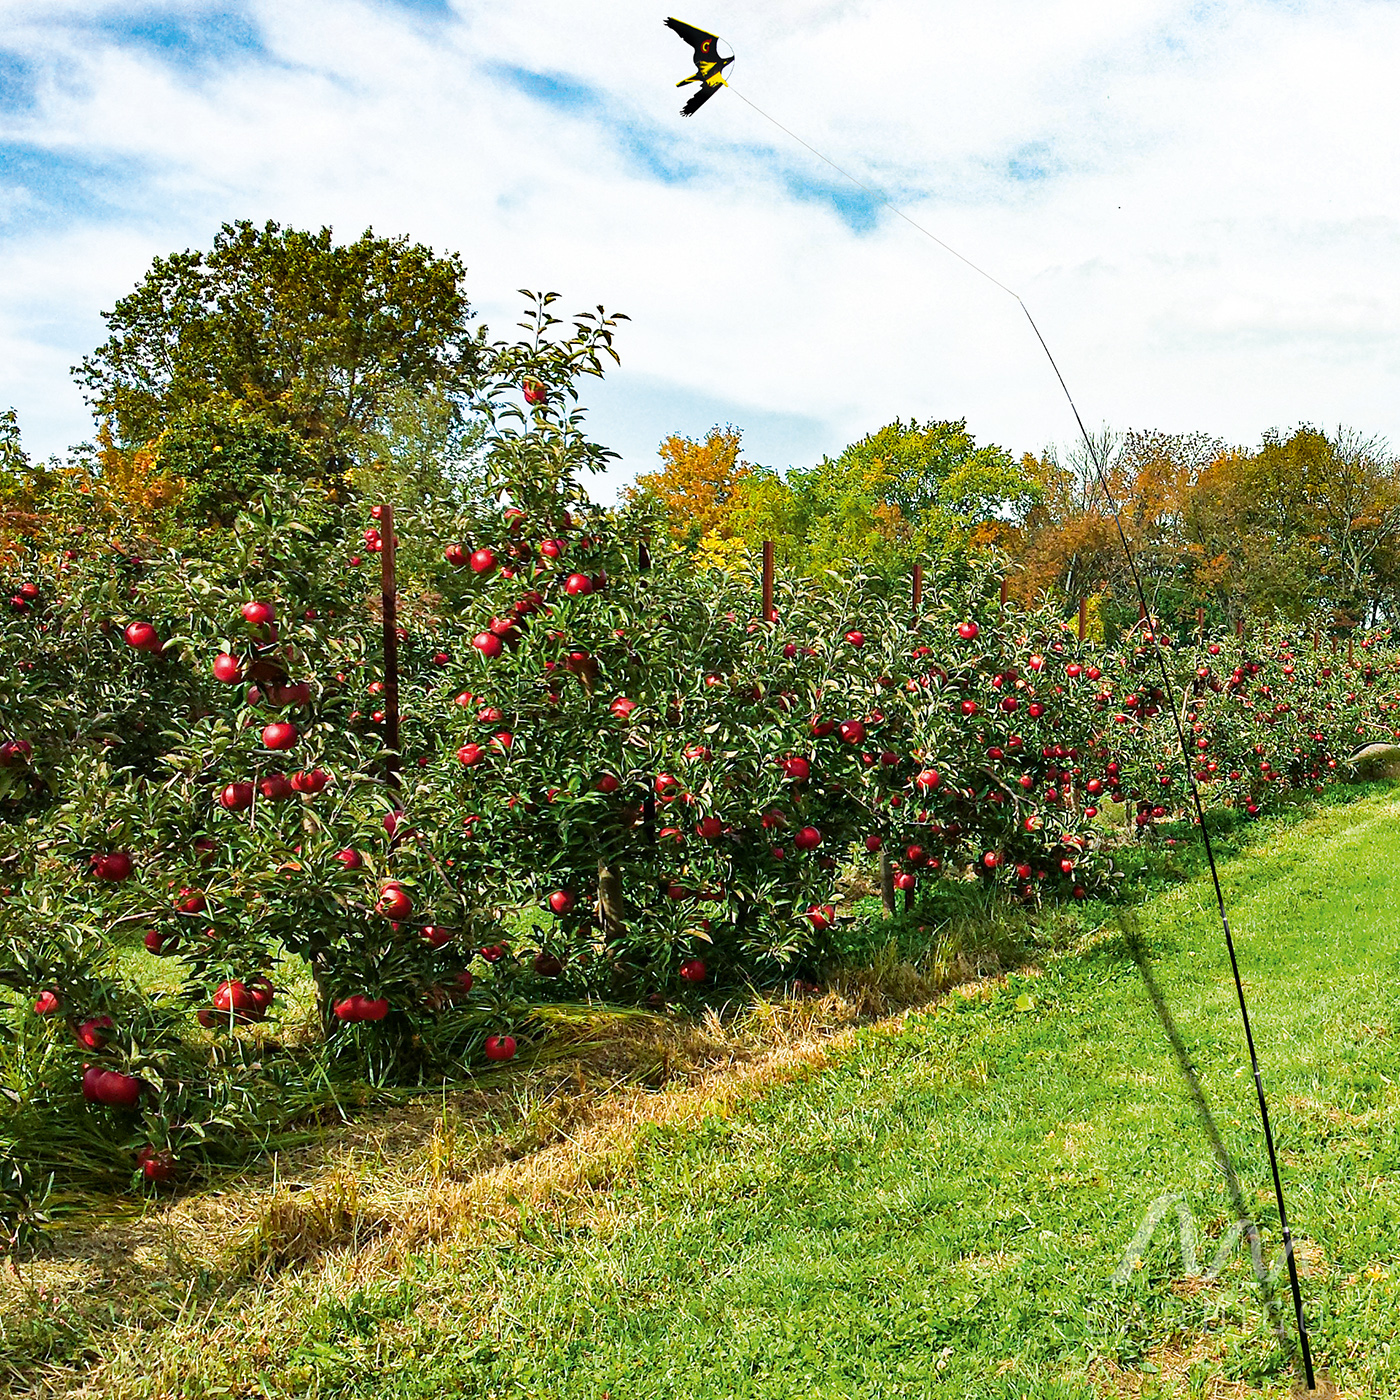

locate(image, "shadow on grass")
(1117, 907), (1310, 1389)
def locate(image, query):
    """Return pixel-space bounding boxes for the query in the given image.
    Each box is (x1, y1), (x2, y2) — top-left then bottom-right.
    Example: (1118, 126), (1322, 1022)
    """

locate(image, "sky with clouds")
(1, 0), (1398, 499)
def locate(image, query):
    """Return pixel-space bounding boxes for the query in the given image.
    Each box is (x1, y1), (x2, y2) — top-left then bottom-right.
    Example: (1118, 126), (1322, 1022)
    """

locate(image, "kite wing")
(681, 82), (724, 116)
(665, 16), (733, 116)
(665, 16), (721, 63)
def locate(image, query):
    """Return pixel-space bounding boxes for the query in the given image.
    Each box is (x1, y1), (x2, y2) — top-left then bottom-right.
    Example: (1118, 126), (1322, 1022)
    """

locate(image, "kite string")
(727, 87), (1020, 300)
(727, 80), (1318, 1391)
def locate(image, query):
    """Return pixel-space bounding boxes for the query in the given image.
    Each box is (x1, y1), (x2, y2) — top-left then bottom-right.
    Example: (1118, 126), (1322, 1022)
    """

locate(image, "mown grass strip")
(10, 791), (1400, 1398)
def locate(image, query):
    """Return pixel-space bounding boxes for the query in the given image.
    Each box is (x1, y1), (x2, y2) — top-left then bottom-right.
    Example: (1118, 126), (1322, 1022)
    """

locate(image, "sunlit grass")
(3, 789), (1398, 1396)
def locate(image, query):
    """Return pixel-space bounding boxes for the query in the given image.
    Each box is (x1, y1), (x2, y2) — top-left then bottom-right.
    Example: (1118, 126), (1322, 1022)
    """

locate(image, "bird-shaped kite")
(665, 17), (734, 116)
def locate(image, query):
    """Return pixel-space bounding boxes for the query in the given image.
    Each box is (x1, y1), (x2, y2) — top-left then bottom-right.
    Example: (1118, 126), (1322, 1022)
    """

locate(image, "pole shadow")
(1116, 910), (1302, 1371)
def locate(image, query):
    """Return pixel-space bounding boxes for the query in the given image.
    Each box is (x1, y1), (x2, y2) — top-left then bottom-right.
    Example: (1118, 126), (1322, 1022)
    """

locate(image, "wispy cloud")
(0, 0), (1397, 495)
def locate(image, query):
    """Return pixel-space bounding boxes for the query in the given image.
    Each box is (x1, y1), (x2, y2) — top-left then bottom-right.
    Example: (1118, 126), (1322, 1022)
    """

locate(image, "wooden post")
(1331, 635), (1338, 656)
(761, 540), (774, 622)
(380, 502), (400, 790)
(1078, 597), (1087, 642)
(912, 563), (923, 618)
(638, 540), (651, 572)
(1197, 606), (1205, 640)
(1236, 617), (1244, 639)
(999, 576), (1009, 607)
(879, 848), (896, 916)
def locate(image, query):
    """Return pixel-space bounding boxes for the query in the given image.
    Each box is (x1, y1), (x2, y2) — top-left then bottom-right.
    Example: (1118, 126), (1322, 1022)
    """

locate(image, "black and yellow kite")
(665, 17), (733, 116)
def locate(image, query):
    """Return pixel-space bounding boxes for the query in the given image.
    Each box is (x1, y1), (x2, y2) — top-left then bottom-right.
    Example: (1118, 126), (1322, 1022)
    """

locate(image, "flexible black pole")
(1021, 307), (1316, 1390)
(726, 81), (1318, 1389)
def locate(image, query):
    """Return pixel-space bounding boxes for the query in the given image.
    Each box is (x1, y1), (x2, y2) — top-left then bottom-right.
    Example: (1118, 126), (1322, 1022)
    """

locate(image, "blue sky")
(1, 0), (1398, 497)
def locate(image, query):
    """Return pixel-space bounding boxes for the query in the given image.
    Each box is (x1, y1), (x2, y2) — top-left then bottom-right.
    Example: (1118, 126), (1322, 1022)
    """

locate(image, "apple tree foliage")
(2, 295), (1398, 1208)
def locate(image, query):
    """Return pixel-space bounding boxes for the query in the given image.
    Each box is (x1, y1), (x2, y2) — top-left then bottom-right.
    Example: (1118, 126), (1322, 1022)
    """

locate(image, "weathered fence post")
(879, 848), (896, 916)
(380, 502), (401, 791)
(912, 562), (923, 621)
(1236, 617), (1244, 639)
(1197, 606), (1205, 641)
(1078, 597), (1088, 643)
(762, 540), (775, 622)
(1000, 575), (1009, 607)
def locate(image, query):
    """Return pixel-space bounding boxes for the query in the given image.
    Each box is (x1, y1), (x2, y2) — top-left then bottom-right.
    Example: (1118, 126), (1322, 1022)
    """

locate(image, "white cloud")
(1, 0), (1398, 498)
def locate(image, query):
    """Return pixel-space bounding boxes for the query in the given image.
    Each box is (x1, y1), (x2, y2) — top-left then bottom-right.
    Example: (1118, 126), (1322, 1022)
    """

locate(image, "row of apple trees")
(2, 296), (1397, 1199)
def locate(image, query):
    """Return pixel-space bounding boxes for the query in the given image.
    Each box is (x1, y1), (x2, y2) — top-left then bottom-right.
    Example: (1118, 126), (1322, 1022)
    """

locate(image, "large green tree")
(727, 417), (1031, 578)
(74, 220), (485, 476)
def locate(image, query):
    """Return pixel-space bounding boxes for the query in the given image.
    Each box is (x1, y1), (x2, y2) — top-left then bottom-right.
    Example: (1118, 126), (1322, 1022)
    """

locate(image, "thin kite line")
(725, 79), (1318, 1392)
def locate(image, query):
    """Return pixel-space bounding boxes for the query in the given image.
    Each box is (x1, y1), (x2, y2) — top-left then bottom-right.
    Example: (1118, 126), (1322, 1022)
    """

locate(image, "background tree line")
(3, 214), (1398, 642)
(628, 420), (1400, 638)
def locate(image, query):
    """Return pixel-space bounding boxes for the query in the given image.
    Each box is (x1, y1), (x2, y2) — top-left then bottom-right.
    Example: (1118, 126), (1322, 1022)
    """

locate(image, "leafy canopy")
(726, 417), (1030, 578)
(74, 219), (485, 473)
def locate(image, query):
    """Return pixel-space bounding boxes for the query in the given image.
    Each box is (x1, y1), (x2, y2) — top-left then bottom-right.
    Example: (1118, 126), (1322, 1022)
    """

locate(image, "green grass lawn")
(11, 791), (1400, 1398)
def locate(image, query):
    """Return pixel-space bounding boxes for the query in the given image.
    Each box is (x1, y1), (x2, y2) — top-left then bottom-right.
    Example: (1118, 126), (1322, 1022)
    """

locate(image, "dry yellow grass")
(2, 940), (1000, 1396)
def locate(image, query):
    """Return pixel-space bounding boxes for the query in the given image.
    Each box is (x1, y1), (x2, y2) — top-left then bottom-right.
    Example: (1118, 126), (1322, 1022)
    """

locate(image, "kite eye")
(702, 41), (710, 50)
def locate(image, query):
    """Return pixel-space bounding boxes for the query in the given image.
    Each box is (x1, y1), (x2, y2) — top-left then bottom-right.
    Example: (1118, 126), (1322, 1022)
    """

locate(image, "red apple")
(214, 980), (257, 1017)
(473, 632), (503, 660)
(258, 773), (294, 802)
(458, 743), (484, 766)
(914, 769), (940, 790)
(377, 883), (412, 919)
(523, 379), (546, 404)
(241, 600), (275, 627)
(420, 925), (453, 949)
(781, 756), (810, 782)
(596, 772), (621, 792)
(136, 1145), (176, 1184)
(564, 572), (592, 596)
(484, 1033), (518, 1061)
(864, 834), (882, 853)
(33, 989), (61, 1015)
(333, 994), (389, 1022)
(468, 547), (496, 575)
(445, 543), (467, 567)
(957, 620), (979, 641)
(334, 847), (363, 870)
(794, 825), (822, 851)
(838, 720), (866, 745)
(548, 890), (575, 915)
(261, 721), (298, 751)
(679, 958), (707, 984)
(845, 630), (865, 648)
(91, 850), (134, 882)
(220, 781), (255, 811)
(76, 1015), (114, 1050)
(213, 652), (243, 683)
(290, 768), (329, 794)
(94, 1070), (143, 1109)
(533, 951), (563, 977)
(124, 620), (161, 652)
(609, 696), (637, 719)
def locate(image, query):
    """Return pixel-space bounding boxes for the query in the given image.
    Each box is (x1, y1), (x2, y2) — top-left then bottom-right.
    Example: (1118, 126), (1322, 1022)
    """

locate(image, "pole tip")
(1291, 1372), (1336, 1398)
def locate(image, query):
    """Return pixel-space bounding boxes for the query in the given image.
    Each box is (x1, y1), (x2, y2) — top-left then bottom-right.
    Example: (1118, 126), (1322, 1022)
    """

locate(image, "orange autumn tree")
(625, 425), (753, 546)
